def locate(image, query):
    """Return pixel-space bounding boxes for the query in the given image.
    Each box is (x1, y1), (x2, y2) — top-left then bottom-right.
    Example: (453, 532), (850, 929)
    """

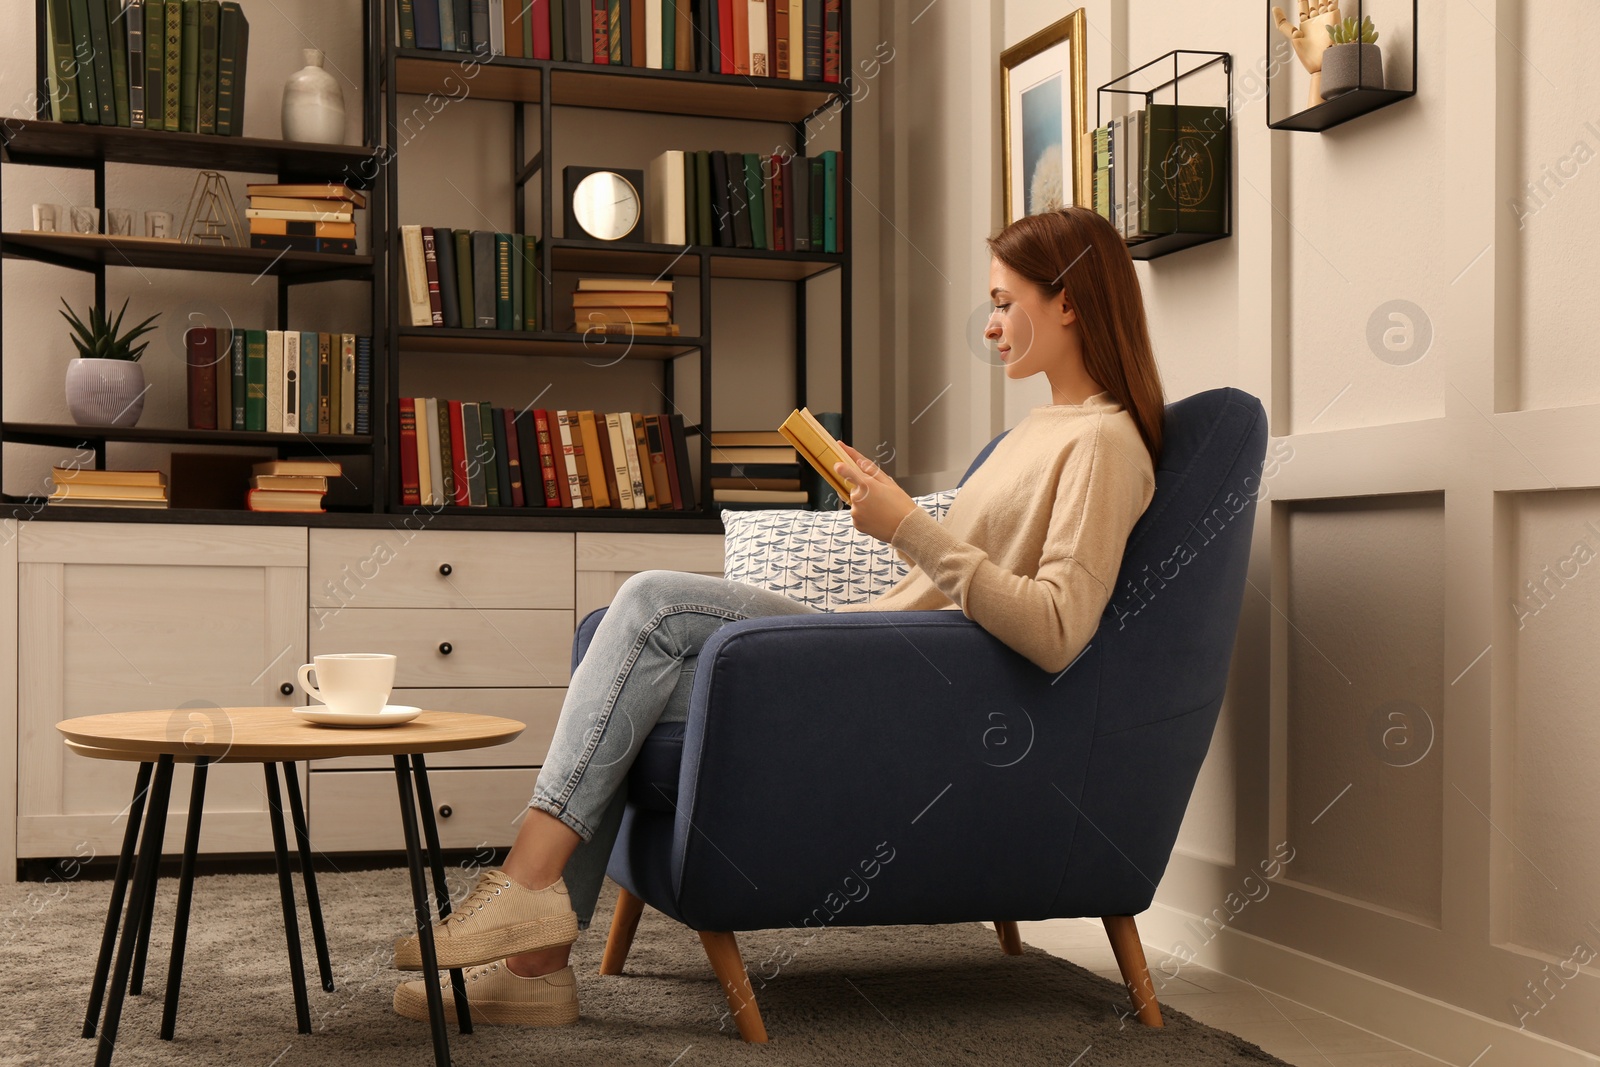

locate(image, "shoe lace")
(452, 871), (513, 923)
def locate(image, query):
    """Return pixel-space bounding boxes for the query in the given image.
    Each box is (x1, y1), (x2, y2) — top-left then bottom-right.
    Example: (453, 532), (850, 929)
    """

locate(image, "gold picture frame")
(1000, 8), (1089, 226)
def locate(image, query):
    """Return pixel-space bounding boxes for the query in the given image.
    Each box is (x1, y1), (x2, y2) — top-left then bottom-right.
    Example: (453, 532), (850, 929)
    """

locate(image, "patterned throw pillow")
(721, 489), (958, 610)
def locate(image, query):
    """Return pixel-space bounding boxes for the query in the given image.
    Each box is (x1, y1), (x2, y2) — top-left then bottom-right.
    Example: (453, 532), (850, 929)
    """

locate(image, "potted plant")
(59, 297), (159, 427)
(1320, 14), (1384, 100)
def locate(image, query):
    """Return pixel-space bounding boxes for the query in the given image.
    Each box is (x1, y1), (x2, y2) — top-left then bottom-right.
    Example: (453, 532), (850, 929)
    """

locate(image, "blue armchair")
(575, 386), (1267, 1041)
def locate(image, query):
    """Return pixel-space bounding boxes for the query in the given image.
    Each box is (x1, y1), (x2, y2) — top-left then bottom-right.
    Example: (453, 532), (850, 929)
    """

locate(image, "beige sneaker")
(393, 869), (579, 971)
(394, 961), (580, 1027)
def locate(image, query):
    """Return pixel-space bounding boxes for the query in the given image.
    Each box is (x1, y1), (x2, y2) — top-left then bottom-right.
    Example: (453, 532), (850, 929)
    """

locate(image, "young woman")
(392, 205), (1166, 1026)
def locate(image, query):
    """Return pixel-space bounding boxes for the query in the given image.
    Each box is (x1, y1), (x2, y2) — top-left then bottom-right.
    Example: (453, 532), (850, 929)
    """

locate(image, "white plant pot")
(281, 48), (347, 144)
(66, 358), (146, 427)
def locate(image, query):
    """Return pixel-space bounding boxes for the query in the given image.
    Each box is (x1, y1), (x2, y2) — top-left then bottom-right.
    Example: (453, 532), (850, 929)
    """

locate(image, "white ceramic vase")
(281, 49), (346, 144)
(66, 359), (146, 427)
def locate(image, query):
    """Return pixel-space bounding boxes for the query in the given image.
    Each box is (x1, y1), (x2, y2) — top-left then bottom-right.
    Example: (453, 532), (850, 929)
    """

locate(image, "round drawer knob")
(280, 682), (295, 696)
(439, 641), (453, 656)
(439, 563), (453, 576)
(438, 805), (453, 819)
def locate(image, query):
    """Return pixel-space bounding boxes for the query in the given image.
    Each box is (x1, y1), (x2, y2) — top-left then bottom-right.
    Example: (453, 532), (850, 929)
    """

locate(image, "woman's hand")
(833, 442), (918, 544)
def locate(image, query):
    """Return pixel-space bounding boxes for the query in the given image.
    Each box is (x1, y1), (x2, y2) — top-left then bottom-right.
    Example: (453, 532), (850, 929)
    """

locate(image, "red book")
(536, 409), (570, 508)
(822, 0), (840, 82)
(185, 327), (217, 429)
(596, 415), (620, 506)
(717, 0), (733, 72)
(657, 413), (683, 509)
(398, 398), (421, 505)
(766, 0), (778, 77)
(729, 0), (749, 74)
(420, 227), (444, 326)
(503, 408), (525, 507)
(774, 0), (789, 77)
(590, 0), (609, 62)
(531, 0), (551, 57)
(448, 400), (471, 505)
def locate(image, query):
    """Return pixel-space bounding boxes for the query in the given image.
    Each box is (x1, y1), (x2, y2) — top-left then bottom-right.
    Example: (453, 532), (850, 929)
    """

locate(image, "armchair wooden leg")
(599, 887), (645, 976)
(995, 921), (1023, 955)
(697, 930), (769, 1043)
(1102, 915), (1163, 1027)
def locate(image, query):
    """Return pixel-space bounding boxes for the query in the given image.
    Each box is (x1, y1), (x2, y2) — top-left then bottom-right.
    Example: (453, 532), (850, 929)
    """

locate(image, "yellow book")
(777, 407), (856, 500)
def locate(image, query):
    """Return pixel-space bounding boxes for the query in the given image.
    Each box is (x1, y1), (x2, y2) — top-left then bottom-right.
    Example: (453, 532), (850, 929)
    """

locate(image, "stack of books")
(185, 327), (372, 435)
(711, 407), (844, 509)
(397, 403), (697, 511)
(48, 467), (169, 508)
(245, 183), (363, 255)
(400, 226), (542, 331)
(647, 148), (841, 253)
(572, 278), (676, 336)
(248, 459), (339, 513)
(399, 0), (845, 83)
(43, 0), (250, 134)
(1087, 103), (1230, 241)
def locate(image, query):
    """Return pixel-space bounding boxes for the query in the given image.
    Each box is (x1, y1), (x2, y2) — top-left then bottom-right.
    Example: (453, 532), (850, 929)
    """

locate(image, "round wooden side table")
(57, 707), (525, 1067)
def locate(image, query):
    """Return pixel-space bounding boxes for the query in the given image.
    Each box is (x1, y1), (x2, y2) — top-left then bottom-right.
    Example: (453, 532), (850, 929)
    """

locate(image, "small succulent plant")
(59, 296), (160, 361)
(1327, 14), (1379, 45)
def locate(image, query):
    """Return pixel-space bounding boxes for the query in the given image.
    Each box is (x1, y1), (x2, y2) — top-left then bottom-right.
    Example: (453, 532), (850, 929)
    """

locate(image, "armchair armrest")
(664, 610), (1104, 931)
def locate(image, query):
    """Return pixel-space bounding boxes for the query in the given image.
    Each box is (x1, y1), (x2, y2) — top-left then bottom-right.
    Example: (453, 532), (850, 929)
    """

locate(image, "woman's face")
(984, 256), (1077, 382)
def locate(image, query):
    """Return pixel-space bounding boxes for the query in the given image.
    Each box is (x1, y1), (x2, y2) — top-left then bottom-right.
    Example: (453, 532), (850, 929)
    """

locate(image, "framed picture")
(1000, 8), (1089, 226)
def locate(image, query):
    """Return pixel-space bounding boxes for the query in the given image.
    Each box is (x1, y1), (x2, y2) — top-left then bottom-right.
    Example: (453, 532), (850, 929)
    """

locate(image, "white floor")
(999, 917), (1446, 1067)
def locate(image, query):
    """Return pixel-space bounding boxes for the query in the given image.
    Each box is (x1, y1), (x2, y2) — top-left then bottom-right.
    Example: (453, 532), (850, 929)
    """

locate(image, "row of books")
(1088, 103), (1230, 239)
(646, 148), (841, 252)
(44, 458), (335, 512)
(571, 277), (677, 336)
(397, 404), (698, 510)
(400, 0), (844, 82)
(183, 328), (373, 435)
(401, 227), (543, 330)
(43, 0), (250, 133)
(246, 182), (365, 256)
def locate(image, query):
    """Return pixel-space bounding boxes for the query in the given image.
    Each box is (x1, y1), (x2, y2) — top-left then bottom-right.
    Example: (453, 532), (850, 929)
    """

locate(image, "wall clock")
(563, 166), (645, 243)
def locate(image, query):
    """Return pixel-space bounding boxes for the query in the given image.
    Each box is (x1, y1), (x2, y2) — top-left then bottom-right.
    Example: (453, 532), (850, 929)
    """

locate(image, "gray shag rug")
(3, 865), (1289, 1066)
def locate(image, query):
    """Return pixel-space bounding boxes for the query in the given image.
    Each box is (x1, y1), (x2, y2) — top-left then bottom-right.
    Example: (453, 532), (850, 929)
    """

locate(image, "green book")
(397, 0), (416, 47)
(142, 0), (164, 129)
(694, 150), (713, 245)
(84, 0), (117, 124)
(1141, 103), (1229, 235)
(822, 149), (837, 253)
(511, 232), (524, 330)
(479, 402), (499, 506)
(549, 0), (564, 60)
(743, 153), (765, 249)
(127, 0), (145, 126)
(106, 0), (130, 124)
(67, 0), (100, 123)
(196, 0), (219, 133)
(661, 0), (674, 69)
(521, 0), (532, 56)
(810, 155), (825, 247)
(244, 329), (267, 431)
(453, 230), (475, 329)
(522, 235), (538, 331)
(162, 0), (181, 129)
(48, 0), (83, 123)
(230, 329), (246, 428)
(436, 401), (455, 503)
(608, 0), (621, 63)
(494, 233), (512, 330)
(327, 333), (342, 433)
(214, 1), (241, 133)
(179, 0), (199, 131)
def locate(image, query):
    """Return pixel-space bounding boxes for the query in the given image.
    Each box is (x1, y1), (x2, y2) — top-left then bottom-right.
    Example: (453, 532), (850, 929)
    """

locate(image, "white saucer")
(292, 704), (422, 727)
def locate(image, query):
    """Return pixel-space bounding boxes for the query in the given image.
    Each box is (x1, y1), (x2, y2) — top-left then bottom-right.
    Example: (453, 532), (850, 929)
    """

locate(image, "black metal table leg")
(128, 794), (163, 997)
(95, 754), (175, 1067)
(160, 756), (209, 1040)
(83, 761), (153, 1040)
(281, 760), (334, 993)
(393, 755), (451, 1067)
(411, 754), (472, 1034)
(263, 763), (312, 1035)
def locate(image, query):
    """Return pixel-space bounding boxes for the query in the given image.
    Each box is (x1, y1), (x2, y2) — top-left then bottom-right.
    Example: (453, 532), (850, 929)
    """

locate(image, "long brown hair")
(986, 207), (1165, 466)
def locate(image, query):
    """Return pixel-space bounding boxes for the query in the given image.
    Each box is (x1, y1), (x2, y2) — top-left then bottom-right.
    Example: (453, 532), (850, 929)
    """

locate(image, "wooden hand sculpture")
(1273, 0), (1343, 109)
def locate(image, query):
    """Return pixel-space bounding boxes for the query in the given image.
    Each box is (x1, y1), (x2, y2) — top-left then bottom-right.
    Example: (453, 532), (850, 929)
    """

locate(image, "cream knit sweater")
(833, 390), (1156, 674)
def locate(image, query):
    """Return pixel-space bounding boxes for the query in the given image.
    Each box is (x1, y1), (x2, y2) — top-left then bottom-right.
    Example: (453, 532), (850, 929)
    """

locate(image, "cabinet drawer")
(309, 529), (573, 610)
(309, 608), (572, 687)
(313, 688), (564, 770)
(308, 768), (536, 852)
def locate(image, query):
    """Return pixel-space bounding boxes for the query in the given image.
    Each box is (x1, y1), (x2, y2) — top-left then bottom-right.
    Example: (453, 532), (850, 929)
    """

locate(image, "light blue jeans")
(528, 569), (825, 929)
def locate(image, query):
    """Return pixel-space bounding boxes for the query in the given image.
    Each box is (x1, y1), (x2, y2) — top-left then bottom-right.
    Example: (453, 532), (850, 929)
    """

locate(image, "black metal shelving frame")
(1097, 49), (1233, 262)
(3, 0), (387, 507)
(1266, 0), (1418, 132)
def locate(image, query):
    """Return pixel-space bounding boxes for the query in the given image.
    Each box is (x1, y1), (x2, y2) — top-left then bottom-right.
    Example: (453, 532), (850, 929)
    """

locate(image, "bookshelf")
(382, 5), (855, 532)
(3, 0), (387, 513)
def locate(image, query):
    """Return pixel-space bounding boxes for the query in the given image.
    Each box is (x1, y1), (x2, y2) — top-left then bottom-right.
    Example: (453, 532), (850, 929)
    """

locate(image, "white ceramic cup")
(297, 653), (396, 716)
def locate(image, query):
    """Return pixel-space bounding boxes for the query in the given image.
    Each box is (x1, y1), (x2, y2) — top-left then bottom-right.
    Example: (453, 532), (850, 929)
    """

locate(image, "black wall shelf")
(1265, 0), (1417, 131)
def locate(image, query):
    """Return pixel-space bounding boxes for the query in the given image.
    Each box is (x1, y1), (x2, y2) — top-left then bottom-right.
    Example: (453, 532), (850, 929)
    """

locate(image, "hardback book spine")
(421, 226), (445, 326)
(649, 0), (664, 68)
(564, 0), (586, 62)
(474, 0), (493, 53)
(590, 0), (608, 62)
(185, 327), (217, 429)
(765, 0), (777, 75)
(549, 0), (565, 58)
(511, 234), (524, 329)
(435, 0), (456, 49)
(648, 150), (686, 244)
(800, 0), (820, 80)
(657, 412), (682, 508)
(472, 231), (496, 327)
(462, 402), (486, 505)
(281, 331), (300, 433)
(728, 0), (748, 73)
(398, 398), (421, 505)
(557, 410), (584, 506)
(695, 151), (714, 245)
(742, 152), (764, 248)
(126, 0), (144, 126)
(243, 329), (267, 431)
(762, 155), (776, 250)
(786, 0), (802, 79)
(447, 400), (469, 505)
(215, 1), (243, 134)
(628, 0), (643, 65)
(703, 0), (717, 71)
(398, 0), (416, 47)
(401, 225), (431, 326)
(502, 408), (525, 506)
(265, 329), (284, 433)
(224, 3), (245, 134)
(631, 412), (657, 508)
(453, 230), (474, 328)
(434, 226), (461, 328)
(576, 410), (609, 507)
(490, 406), (511, 505)
(196, 0), (219, 132)
(495, 233), (513, 329)
(414, 397), (435, 505)
(106, 0), (130, 124)
(436, 400), (456, 503)
(605, 413), (634, 508)
(770, 152), (786, 250)
(354, 335), (372, 434)
(532, 0), (551, 57)
(340, 333), (357, 434)
(299, 330), (318, 432)
(789, 153), (809, 250)
(453, 0), (473, 50)
(512, 408), (540, 507)
(668, 410), (696, 507)
(645, 415), (674, 507)
(675, 0), (691, 69)
(478, 401), (499, 504)
(414, 0), (442, 48)
(215, 327), (232, 428)
(682, 151), (697, 246)
(143, 0), (165, 129)
(821, 0), (838, 82)
(161, 0), (181, 129)
(598, 413), (622, 505)
(618, 412), (646, 507)
(534, 409), (566, 506)
(715, 0), (732, 72)
(523, 236), (539, 329)
(809, 155), (825, 247)
(45, 0), (79, 123)
(710, 151), (733, 246)
(823, 149), (837, 252)
(747, 0), (767, 75)
(611, 0), (624, 63)
(316, 332), (333, 433)
(178, 0), (199, 130)
(231, 329), (246, 428)
(81, 0), (114, 123)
